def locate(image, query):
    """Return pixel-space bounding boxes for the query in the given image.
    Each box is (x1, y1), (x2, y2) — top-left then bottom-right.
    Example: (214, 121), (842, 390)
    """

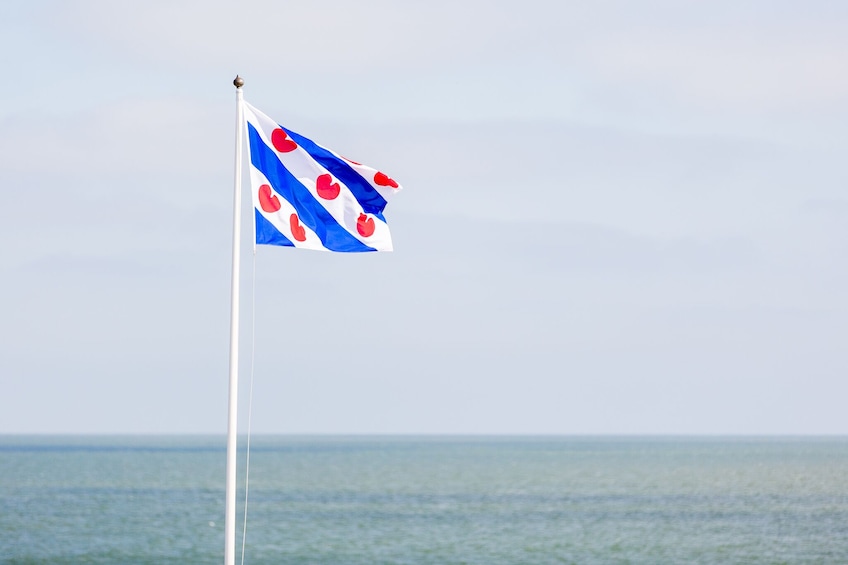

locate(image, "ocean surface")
(1, 436), (847, 564)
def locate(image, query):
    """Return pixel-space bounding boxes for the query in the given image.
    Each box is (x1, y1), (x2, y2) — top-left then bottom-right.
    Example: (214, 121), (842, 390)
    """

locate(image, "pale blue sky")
(1, 0), (847, 434)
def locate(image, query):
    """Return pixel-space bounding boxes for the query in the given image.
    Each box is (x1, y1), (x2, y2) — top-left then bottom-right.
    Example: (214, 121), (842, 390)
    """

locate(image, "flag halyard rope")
(240, 249), (258, 565)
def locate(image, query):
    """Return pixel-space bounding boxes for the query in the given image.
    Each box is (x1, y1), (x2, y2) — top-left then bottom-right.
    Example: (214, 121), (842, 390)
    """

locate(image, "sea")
(1, 436), (847, 564)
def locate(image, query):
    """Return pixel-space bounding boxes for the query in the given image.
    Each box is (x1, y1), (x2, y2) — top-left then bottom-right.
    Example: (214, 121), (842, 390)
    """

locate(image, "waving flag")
(243, 102), (402, 252)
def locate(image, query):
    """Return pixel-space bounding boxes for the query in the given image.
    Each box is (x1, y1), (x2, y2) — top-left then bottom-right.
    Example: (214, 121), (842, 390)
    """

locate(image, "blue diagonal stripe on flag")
(283, 128), (389, 218)
(255, 209), (294, 247)
(247, 123), (376, 252)
(243, 101), (401, 252)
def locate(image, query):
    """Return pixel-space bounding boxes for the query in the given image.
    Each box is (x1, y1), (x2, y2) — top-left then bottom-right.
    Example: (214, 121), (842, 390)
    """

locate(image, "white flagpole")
(225, 75), (245, 565)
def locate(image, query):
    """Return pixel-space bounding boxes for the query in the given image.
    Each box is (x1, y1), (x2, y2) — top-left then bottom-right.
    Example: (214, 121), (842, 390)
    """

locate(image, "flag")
(243, 101), (402, 252)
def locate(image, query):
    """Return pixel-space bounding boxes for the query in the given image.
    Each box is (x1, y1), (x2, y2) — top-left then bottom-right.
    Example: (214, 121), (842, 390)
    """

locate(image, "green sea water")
(1, 436), (847, 564)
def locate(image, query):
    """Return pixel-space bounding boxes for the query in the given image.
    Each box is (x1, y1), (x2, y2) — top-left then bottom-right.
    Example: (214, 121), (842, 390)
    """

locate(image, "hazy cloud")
(1, 0), (846, 434)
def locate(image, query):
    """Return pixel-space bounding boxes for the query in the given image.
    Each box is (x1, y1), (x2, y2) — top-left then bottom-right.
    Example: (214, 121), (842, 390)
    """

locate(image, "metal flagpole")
(225, 75), (245, 565)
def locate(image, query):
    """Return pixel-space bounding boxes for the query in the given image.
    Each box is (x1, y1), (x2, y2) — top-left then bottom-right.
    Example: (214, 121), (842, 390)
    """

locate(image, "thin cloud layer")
(0, 0), (846, 434)
(43, 0), (848, 115)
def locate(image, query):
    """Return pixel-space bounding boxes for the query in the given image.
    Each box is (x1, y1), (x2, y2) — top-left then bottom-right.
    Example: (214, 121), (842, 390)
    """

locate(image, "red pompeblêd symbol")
(258, 184), (281, 213)
(374, 171), (398, 188)
(271, 128), (298, 153)
(289, 214), (307, 242)
(315, 173), (341, 200)
(357, 213), (375, 237)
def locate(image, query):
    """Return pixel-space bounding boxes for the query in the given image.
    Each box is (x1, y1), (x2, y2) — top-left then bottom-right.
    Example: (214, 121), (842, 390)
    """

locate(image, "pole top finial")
(233, 75), (244, 89)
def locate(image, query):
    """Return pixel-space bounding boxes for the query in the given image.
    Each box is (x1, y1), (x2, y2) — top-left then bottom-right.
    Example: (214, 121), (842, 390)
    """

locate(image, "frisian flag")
(243, 101), (402, 252)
